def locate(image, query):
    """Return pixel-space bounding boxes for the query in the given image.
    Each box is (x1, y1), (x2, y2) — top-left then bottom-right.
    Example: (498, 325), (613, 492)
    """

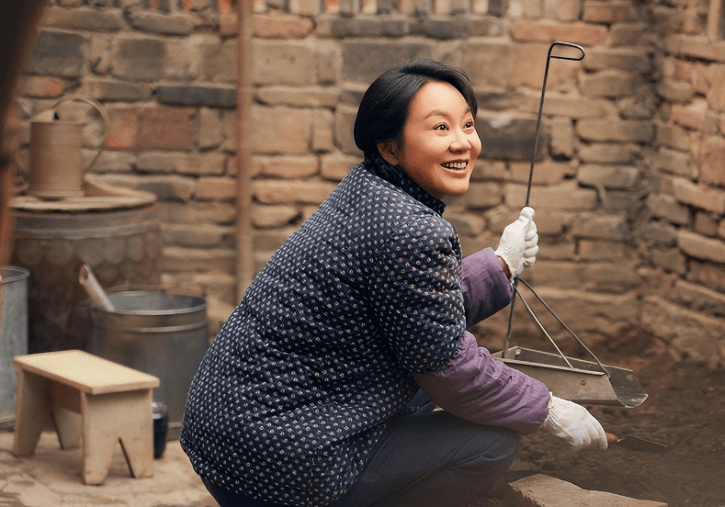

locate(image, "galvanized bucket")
(0, 266), (29, 429)
(88, 290), (208, 440)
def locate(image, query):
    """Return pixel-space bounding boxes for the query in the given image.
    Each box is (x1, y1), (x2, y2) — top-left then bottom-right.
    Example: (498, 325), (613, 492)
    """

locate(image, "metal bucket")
(0, 266), (29, 429)
(88, 290), (208, 440)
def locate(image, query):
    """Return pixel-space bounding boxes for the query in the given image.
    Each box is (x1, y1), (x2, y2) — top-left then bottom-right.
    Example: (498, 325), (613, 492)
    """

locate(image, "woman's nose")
(449, 129), (471, 152)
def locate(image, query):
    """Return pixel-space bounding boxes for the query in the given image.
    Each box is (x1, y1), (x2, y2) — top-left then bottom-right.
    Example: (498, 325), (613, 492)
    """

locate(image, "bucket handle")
(14, 96), (109, 175)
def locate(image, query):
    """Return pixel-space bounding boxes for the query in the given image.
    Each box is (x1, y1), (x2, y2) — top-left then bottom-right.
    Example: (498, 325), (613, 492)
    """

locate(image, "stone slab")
(508, 474), (669, 507)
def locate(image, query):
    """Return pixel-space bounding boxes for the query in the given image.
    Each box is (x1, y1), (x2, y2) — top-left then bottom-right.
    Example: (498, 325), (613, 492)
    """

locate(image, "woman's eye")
(434, 124), (447, 131)
(464, 121), (475, 129)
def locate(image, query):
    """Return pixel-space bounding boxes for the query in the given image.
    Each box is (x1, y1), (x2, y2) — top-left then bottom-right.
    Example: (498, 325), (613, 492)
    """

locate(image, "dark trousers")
(202, 391), (518, 507)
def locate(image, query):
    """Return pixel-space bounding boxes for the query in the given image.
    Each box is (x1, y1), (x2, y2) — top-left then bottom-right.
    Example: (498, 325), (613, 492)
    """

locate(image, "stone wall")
(13, 0), (725, 365)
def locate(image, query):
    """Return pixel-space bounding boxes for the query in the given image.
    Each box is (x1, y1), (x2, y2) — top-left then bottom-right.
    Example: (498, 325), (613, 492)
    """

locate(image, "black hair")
(353, 60), (477, 169)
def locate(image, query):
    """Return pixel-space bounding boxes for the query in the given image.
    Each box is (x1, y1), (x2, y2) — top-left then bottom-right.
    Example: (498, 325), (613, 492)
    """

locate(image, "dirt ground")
(501, 335), (725, 507)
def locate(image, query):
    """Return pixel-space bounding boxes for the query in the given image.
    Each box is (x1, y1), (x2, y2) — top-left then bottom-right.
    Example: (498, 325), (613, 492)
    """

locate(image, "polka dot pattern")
(181, 163), (467, 506)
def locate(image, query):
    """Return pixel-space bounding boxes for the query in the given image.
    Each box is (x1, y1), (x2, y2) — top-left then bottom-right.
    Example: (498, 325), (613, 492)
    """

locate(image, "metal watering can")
(19, 97), (107, 199)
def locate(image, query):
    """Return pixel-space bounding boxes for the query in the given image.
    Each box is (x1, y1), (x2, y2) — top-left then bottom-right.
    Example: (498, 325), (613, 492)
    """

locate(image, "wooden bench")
(13, 350), (160, 485)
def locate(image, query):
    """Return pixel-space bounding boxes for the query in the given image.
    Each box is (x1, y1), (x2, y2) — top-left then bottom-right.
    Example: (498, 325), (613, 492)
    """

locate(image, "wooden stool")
(13, 350), (160, 485)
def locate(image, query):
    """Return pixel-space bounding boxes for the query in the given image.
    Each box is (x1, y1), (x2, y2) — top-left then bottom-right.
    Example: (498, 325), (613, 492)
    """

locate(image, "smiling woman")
(180, 60), (606, 507)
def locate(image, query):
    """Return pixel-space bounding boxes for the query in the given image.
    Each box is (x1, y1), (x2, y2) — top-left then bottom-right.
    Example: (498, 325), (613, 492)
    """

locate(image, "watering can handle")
(50, 96), (109, 173)
(14, 96), (109, 174)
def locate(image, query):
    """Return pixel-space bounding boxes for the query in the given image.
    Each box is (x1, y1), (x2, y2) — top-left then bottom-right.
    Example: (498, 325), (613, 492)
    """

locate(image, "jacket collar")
(367, 162), (446, 215)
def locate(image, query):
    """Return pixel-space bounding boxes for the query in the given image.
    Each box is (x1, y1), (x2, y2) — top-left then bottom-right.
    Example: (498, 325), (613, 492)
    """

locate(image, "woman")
(181, 60), (607, 507)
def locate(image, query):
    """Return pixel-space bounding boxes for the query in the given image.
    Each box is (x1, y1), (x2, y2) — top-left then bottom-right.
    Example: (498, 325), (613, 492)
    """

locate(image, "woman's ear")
(377, 140), (399, 166)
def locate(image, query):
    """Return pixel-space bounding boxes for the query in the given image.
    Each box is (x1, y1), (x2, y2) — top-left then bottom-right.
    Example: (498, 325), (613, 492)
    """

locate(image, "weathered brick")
(510, 160), (576, 185)
(19, 76), (66, 98)
(162, 223), (235, 249)
(675, 279), (725, 318)
(548, 117), (574, 158)
(647, 193), (690, 225)
(576, 119), (655, 143)
(657, 121), (691, 152)
(99, 173), (195, 201)
(105, 107), (138, 150)
(678, 229), (725, 263)
(42, 6), (124, 32)
(642, 296), (725, 367)
(137, 108), (195, 151)
(673, 177), (725, 213)
(111, 36), (166, 82)
(477, 116), (545, 161)
(166, 37), (201, 81)
(252, 204), (302, 228)
(202, 39), (237, 83)
(251, 106), (311, 155)
(650, 247), (687, 274)
(666, 34), (725, 63)
(163, 246), (236, 273)
(506, 181), (598, 210)
(342, 41), (433, 84)
(253, 180), (337, 204)
(320, 153), (358, 181)
(220, 12), (239, 37)
(637, 221), (678, 245)
(128, 10), (194, 35)
(581, 70), (644, 97)
(578, 143), (639, 164)
(578, 164), (642, 190)
(578, 239), (630, 260)
(582, 48), (653, 73)
(464, 182), (504, 208)
(446, 212), (486, 236)
(694, 211), (719, 237)
(330, 17), (408, 38)
(544, 0), (581, 21)
(223, 110), (237, 152)
(530, 259), (641, 293)
(158, 85), (237, 109)
(582, 0), (640, 23)
(176, 154), (227, 176)
(335, 105), (360, 156)
(252, 13), (315, 38)
(312, 109), (335, 152)
(410, 17), (470, 39)
(92, 150), (137, 173)
(510, 20), (608, 46)
(289, 0), (323, 15)
(670, 100), (709, 131)
(158, 201), (237, 225)
(255, 86), (340, 108)
(657, 79), (695, 103)
(609, 23), (649, 47)
(255, 156), (319, 178)
(84, 78), (151, 102)
(700, 136), (725, 187)
(521, 92), (615, 118)
(689, 259), (725, 294)
(25, 30), (87, 78)
(195, 177), (238, 201)
(197, 108), (224, 150)
(254, 40), (321, 86)
(572, 213), (629, 240)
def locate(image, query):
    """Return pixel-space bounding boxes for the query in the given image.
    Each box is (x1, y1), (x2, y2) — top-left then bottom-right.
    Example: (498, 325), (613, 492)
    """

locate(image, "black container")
(152, 401), (169, 459)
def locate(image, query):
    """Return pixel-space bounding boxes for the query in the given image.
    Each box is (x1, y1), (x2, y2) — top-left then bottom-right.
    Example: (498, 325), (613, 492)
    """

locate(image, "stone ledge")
(507, 474), (669, 507)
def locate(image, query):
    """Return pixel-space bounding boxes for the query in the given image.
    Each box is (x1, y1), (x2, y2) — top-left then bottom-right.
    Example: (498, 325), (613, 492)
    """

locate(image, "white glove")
(542, 395), (608, 452)
(494, 207), (538, 280)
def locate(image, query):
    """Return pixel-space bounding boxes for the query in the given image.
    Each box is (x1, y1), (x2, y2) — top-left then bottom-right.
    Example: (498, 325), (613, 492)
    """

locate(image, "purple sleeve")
(461, 248), (513, 327)
(414, 331), (550, 434)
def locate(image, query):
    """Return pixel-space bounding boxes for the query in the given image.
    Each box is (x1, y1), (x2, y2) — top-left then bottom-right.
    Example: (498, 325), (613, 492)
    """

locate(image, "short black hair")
(353, 60), (477, 165)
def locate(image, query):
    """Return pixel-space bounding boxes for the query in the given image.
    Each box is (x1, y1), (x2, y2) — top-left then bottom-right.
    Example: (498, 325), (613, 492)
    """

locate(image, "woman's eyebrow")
(424, 107), (473, 119)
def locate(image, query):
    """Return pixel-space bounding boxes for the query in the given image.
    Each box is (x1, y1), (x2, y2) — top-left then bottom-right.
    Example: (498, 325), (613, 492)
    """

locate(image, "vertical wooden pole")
(236, 0), (255, 302)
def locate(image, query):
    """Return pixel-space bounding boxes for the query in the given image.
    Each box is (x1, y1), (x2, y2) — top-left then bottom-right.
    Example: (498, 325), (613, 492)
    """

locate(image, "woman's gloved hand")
(494, 207), (538, 280)
(542, 395), (608, 452)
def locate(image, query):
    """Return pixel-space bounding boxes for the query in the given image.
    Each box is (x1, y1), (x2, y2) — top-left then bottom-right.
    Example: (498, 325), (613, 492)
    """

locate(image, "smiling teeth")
(442, 162), (467, 170)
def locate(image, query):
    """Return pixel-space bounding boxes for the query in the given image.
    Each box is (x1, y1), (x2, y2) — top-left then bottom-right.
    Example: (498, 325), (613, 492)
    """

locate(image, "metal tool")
(494, 42), (649, 409)
(606, 432), (669, 453)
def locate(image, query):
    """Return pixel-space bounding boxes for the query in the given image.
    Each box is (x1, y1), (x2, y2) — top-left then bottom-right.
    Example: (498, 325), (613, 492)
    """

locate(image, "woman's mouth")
(441, 161), (468, 171)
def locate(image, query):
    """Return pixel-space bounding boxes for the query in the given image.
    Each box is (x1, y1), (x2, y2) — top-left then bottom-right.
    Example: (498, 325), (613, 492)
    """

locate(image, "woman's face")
(380, 80), (481, 200)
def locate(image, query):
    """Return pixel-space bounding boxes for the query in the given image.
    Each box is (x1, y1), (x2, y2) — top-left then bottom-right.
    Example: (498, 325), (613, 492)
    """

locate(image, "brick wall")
(14, 0), (725, 366)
